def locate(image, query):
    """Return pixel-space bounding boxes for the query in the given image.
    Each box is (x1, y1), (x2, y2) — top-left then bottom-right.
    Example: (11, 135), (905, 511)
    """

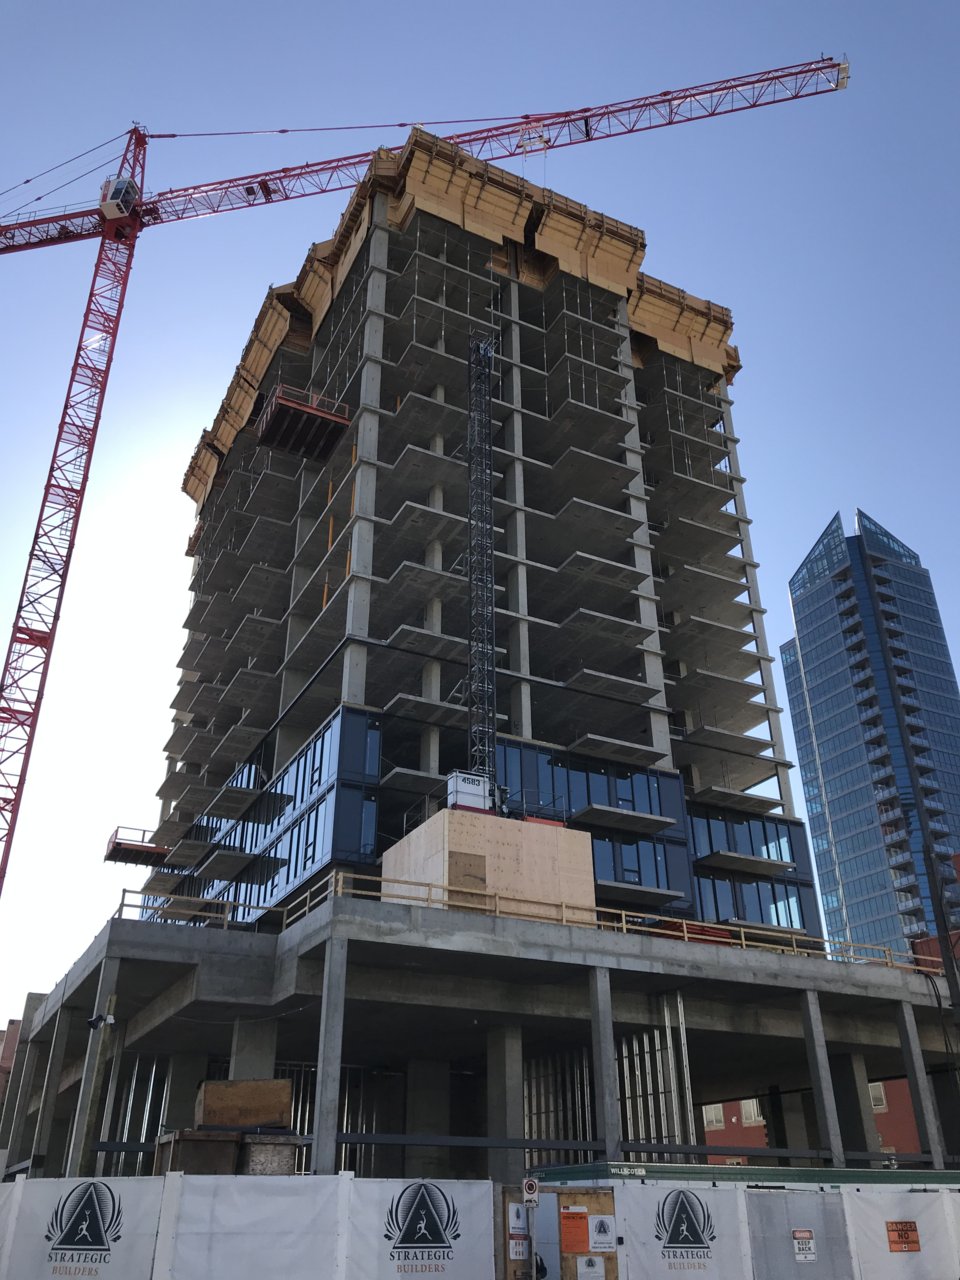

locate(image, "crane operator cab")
(99, 178), (140, 220)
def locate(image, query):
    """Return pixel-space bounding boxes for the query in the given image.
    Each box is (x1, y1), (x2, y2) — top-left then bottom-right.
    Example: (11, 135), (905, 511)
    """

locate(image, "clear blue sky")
(1, 0), (958, 1016)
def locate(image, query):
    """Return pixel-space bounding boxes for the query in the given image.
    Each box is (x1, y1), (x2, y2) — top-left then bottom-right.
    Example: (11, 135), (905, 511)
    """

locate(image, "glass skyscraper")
(782, 511), (960, 955)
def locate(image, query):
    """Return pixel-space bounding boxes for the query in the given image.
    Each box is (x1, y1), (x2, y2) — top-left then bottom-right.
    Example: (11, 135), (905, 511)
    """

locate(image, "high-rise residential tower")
(782, 511), (960, 956)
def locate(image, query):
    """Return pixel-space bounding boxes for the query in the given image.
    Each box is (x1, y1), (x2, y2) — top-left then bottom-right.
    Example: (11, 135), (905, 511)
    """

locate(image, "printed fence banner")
(745, 1189), (857, 1279)
(0, 1181), (23, 1279)
(618, 1180), (752, 1279)
(0, 1176), (163, 1280)
(841, 1188), (958, 1279)
(155, 1173), (344, 1280)
(347, 1178), (495, 1280)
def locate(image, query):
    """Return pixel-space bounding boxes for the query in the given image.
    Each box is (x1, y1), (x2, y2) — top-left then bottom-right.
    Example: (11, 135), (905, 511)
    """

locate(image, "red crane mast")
(0, 56), (849, 898)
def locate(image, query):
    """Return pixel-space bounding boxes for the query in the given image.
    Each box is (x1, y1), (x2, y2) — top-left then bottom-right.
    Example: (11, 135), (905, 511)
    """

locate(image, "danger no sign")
(886, 1220), (921, 1253)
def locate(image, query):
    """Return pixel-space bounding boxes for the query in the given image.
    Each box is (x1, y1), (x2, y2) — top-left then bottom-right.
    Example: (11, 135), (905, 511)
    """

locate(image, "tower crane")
(0, 57), (849, 900)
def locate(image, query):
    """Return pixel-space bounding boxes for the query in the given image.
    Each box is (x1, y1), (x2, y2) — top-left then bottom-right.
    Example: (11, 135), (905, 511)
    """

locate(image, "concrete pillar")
(2, 1035), (42, 1172)
(486, 1025), (524, 1184)
(589, 968), (621, 1162)
(0, 992), (43, 1172)
(405, 1059), (451, 1178)
(896, 1001), (944, 1170)
(229, 1017), (277, 1081)
(95, 1020), (127, 1177)
(800, 990), (844, 1167)
(311, 935), (347, 1174)
(31, 1004), (74, 1177)
(162, 1053), (208, 1131)
(830, 1053), (881, 1166)
(931, 1067), (960, 1160)
(764, 1086), (815, 1167)
(66, 958), (120, 1176)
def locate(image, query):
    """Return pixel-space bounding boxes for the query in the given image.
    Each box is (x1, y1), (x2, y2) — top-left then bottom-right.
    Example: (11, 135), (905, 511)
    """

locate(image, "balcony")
(883, 829), (908, 847)
(874, 785), (899, 803)
(896, 895), (924, 914)
(254, 383), (350, 460)
(892, 872), (917, 891)
(888, 850), (913, 870)
(867, 746), (890, 763)
(104, 826), (170, 868)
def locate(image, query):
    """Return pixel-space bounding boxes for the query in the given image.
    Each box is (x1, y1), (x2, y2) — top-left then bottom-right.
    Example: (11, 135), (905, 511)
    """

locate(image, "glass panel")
(593, 839), (615, 881)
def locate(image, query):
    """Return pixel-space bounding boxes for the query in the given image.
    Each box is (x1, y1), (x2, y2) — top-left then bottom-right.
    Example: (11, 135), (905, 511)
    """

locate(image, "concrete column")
(162, 1053), (208, 1131)
(2, 1036), (42, 1172)
(764, 1086), (815, 1167)
(931, 1068), (960, 1160)
(800, 990), (844, 1167)
(31, 1004), (74, 1177)
(486, 1025), (524, 1184)
(66, 958), (120, 1176)
(896, 1001), (944, 1169)
(311, 935), (347, 1174)
(0, 992), (43, 1172)
(589, 968), (621, 1162)
(830, 1053), (881, 1165)
(405, 1059), (451, 1178)
(229, 1017), (277, 1080)
(95, 1020), (127, 1176)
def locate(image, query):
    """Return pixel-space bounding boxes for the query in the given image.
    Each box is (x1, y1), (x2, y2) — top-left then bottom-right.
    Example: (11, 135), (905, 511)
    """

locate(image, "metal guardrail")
(114, 871), (946, 978)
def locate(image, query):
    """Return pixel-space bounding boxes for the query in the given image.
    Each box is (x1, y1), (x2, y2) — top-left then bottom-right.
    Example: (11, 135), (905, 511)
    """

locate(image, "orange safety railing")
(114, 871), (947, 979)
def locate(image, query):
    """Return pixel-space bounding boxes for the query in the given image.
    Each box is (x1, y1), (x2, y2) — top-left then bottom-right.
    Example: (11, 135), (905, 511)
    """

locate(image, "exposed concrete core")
(5, 901), (960, 1178)
(229, 1017), (277, 1081)
(486, 1026), (523, 1185)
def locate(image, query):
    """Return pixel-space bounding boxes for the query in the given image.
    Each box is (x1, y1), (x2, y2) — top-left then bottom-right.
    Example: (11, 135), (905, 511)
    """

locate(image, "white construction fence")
(0, 1171), (959, 1279)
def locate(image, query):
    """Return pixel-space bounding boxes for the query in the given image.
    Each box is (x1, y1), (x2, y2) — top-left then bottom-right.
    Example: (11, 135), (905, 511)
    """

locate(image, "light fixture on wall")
(86, 1013), (116, 1032)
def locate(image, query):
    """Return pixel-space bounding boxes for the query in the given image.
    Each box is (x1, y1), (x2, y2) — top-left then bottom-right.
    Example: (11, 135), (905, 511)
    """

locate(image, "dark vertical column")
(405, 1059), (451, 1178)
(310, 935), (347, 1174)
(800, 990), (844, 1166)
(590, 968), (621, 1163)
(930, 1068), (960, 1161)
(830, 1053), (881, 1165)
(896, 1001), (944, 1169)
(486, 1026), (524, 1184)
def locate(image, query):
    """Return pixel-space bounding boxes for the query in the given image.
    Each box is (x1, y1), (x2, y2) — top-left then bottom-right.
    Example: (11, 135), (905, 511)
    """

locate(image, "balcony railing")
(112, 870), (946, 978)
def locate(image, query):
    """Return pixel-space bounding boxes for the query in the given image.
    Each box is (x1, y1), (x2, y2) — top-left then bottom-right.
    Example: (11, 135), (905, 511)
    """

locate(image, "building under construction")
(2, 132), (958, 1182)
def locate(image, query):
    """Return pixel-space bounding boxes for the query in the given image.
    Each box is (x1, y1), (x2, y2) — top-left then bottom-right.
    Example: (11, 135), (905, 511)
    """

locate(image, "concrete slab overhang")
(693, 849), (797, 878)
(570, 804), (676, 836)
